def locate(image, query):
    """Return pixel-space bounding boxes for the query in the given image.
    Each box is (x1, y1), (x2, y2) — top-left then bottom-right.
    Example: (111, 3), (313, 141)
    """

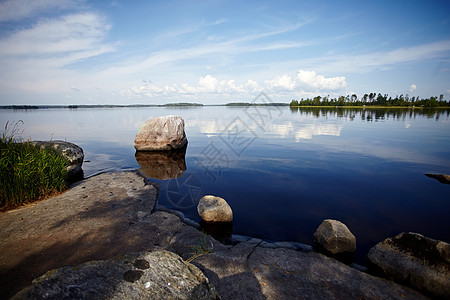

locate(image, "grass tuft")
(185, 232), (214, 263)
(0, 121), (70, 210)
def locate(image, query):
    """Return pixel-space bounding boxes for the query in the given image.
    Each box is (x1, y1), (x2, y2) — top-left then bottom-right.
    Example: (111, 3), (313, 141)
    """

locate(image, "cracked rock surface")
(0, 171), (429, 299)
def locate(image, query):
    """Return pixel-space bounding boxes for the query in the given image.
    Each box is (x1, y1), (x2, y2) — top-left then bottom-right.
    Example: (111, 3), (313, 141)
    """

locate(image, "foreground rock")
(0, 172), (429, 299)
(313, 219), (356, 255)
(30, 140), (84, 177)
(425, 173), (450, 184)
(368, 232), (450, 299)
(197, 195), (233, 223)
(134, 115), (188, 151)
(13, 250), (220, 300)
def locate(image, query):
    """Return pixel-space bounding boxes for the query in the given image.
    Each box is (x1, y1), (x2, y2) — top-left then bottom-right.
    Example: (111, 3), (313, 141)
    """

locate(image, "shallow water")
(2, 106), (449, 264)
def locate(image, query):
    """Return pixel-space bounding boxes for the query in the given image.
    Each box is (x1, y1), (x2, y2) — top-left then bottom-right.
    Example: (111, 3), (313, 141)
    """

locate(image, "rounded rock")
(30, 140), (84, 176)
(197, 195), (233, 223)
(134, 115), (187, 151)
(313, 219), (356, 254)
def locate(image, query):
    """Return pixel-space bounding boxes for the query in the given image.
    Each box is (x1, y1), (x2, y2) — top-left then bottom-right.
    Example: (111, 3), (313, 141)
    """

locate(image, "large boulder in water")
(12, 250), (220, 300)
(134, 115), (187, 151)
(367, 232), (450, 299)
(313, 219), (356, 255)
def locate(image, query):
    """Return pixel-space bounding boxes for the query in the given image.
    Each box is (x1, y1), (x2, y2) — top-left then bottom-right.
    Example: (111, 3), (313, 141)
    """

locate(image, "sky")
(0, 0), (449, 105)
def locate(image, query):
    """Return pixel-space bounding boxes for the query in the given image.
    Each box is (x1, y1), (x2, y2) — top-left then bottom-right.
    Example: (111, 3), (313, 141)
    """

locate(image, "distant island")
(290, 93), (449, 108)
(1, 93), (449, 109)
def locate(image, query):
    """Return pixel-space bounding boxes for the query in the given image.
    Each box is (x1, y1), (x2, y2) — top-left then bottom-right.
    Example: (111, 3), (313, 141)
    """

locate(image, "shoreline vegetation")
(289, 93), (449, 108)
(0, 93), (448, 109)
(0, 121), (69, 210)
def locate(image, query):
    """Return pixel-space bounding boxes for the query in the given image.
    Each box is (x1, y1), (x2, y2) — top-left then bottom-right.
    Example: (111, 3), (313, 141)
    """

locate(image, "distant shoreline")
(1, 103), (449, 110)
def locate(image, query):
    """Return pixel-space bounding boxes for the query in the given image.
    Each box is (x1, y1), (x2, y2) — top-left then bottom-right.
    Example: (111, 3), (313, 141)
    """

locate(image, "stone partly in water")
(367, 232), (450, 299)
(134, 115), (188, 151)
(197, 195), (233, 223)
(425, 173), (450, 184)
(313, 219), (356, 255)
(12, 250), (220, 300)
(30, 140), (84, 178)
(135, 147), (186, 180)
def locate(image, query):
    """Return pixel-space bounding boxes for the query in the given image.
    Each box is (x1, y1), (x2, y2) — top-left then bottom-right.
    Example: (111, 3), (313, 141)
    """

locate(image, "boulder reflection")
(135, 147), (186, 180)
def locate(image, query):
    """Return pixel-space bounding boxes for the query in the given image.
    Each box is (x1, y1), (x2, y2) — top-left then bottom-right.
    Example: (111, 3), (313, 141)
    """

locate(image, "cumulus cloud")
(297, 70), (347, 91)
(126, 74), (265, 98)
(266, 74), (296, 91)
(124, 70), (347, 99)
(410, 84), (417, 92)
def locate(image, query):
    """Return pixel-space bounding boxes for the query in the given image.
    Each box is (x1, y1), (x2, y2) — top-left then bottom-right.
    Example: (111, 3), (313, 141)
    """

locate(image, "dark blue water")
(2, 106), (449, 264)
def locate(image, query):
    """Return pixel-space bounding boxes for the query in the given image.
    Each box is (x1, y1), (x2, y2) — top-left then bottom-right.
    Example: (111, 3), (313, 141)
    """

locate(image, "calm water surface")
(2, 106), (449, 264)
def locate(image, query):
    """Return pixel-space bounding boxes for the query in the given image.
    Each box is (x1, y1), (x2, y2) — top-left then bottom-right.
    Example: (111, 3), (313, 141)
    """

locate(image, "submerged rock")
(12, 250), (220, 300)
(367, 232), (450, 299)
(134, 115), (188, 151)
(197, 195), (233, 223)
(30, 140), (84, 177)
(313, 219), (356, 255)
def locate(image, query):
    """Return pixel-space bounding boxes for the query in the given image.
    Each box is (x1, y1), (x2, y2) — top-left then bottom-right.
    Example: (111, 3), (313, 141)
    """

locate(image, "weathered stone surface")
(368, 232), (450, 299)
(0, 171), (431, 300)
(135, 147), (186, 179)
(134, 115), (187, 151)
(313, 219), (356, 254)
(0, 171), (159, 299)
(30, 140), (84, 176)
(187, 241), (428, 299)
(425, 173), (450, 184)
(197, 195), (233, 223)
(12, 250), (220, 300)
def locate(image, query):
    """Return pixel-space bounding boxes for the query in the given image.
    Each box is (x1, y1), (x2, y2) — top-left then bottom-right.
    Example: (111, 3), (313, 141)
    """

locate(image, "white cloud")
(123, 70), (348, 100)
(0, 13), (112, 59)
(299, 40), (450, 73)
(267, 74), (296, 91)
(0, 0), (80, 22)
(297, 70), (347, 91)
(410, 84), (417, 92)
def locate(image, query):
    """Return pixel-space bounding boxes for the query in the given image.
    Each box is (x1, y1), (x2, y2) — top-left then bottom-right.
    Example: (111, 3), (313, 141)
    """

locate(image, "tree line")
(290, 93), (449, 107)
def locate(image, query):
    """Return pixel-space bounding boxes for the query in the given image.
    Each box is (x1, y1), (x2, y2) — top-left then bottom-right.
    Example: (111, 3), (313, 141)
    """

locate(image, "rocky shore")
(0, 171), (436, 299)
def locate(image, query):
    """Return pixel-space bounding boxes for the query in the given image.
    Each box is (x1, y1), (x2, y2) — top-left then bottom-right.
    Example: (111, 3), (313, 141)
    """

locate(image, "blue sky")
(0, 0), (449, 105)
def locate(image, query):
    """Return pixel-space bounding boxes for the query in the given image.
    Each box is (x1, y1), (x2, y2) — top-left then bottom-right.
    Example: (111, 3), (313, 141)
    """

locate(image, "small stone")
(313, 219), (356, 254)
(197, 195), (233, 223)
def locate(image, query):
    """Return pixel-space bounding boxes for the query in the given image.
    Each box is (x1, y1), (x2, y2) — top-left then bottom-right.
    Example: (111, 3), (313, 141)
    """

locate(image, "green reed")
(0, 121), (69, 209)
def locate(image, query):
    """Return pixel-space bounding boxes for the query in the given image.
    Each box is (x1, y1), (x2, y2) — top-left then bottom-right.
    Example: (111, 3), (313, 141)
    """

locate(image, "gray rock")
(368, 232), (450, 299)
(313, 219), (356, 254)
(191, 241), (428, 299)
(30, 140), (84, 176)
(134, 115), (188, 151)
(12, 250), (220, 300)
(197, 195), (233, 223)
(0, 171), (431, 300)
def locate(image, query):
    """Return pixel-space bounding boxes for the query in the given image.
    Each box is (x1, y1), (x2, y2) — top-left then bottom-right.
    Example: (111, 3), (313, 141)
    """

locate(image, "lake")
(1, 105), (449, 264)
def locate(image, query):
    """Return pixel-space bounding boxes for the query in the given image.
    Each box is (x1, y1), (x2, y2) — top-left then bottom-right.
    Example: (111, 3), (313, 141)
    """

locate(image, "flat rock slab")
(0, 171), (429, 299)
(13, 250), (219, 300)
